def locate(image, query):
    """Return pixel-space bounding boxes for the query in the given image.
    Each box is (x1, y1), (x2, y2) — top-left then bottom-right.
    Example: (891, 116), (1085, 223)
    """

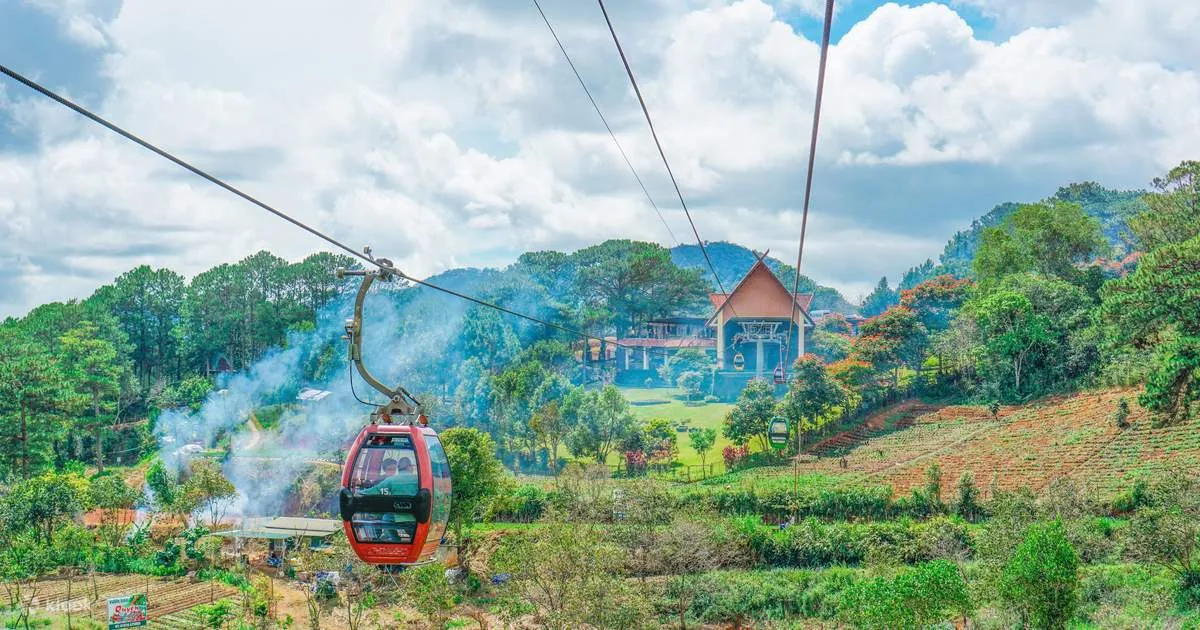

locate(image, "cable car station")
(614, 252), (816, 398)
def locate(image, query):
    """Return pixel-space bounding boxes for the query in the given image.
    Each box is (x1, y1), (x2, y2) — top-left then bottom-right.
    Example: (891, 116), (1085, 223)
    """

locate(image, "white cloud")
(22, 0), (111, 47)
(951, 0), (1098, 28)
(1, 0), (1198, 316)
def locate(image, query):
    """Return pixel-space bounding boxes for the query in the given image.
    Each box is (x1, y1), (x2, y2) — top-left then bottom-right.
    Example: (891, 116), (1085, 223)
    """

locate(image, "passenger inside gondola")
(348, 435), (420, 544)
(361, 457), (418, 497)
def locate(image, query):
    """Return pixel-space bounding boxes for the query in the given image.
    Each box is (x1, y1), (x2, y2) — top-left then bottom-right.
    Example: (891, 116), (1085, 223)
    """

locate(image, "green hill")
(900, 181), (1148, 289)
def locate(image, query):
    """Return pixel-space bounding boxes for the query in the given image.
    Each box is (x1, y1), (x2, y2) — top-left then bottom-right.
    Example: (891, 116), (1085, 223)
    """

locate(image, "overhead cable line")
(531, 0), (679, 246)
(0, 64), (379, 273)
(0, 63), (679, 361)
(776, 0), (836, 527)
(595, 0), (738, 312)
(782, 0), (836, 372)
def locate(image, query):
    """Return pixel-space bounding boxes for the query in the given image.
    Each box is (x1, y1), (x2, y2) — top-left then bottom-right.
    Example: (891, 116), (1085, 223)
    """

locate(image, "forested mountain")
(899, 182), (1148, 289)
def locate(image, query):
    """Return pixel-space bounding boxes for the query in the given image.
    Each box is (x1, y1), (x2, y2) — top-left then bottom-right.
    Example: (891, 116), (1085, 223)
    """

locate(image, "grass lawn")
(616, 386), (738, 469)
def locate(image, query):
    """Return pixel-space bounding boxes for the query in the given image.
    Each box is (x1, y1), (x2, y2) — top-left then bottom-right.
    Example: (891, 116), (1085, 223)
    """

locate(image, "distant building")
(813, 310), (866, 336)
(207, 352), (234, 377)
(297, 387), (333, 402)
(615, 316), (715, 373)
(613, 252), (815, 398)
(214, 516), (341, 552)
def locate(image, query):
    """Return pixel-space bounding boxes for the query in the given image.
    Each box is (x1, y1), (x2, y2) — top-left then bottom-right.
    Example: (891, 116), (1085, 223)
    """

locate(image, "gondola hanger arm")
(337, 252), (423, 424)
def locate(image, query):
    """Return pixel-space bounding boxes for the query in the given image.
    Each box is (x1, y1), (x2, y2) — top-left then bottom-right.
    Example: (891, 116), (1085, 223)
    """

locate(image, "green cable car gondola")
(768, 416), (789, 449)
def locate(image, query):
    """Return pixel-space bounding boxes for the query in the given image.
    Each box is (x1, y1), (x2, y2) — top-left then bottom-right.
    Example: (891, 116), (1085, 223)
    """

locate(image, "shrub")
(923, 462), (945, 514)
(678, 484), (894, 522)
(840, 560), (973, 629)
(704, 395), (720, 403)
(488, 484), (548, 522)
(998, 520), (1080, 630)
(1113, 397), (1131, 429)
(678, 568), (858, 625)
(722, 445), (750, 471)
(914, 516), (974, 563)
(954, 471), (985, 522)
(731, 516), (868, 568)
(1075, 564), (1178, 625)
(398, 562), (458, 627)
(1109, 478), (1151, 515)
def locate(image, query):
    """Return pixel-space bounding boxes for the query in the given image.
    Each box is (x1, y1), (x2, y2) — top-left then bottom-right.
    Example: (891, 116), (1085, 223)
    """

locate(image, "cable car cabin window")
(425, 435), (452, 543)
(348, 434), (420, 545)
(349, 434), (420, 497)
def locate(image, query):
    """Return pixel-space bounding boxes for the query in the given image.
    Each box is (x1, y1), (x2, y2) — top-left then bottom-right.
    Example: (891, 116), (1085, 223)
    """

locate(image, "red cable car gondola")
(339, 420), (451, 566)
(335, 258), (453, 569)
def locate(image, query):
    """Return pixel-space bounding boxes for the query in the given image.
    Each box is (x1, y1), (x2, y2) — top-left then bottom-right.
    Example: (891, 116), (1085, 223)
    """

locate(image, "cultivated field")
(14, 574), (238, 626)
(777, 387), (1194, 499)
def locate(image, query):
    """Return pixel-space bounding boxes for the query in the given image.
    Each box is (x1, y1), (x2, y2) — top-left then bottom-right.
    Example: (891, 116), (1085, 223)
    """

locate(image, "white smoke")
(153, 279), (480, 520)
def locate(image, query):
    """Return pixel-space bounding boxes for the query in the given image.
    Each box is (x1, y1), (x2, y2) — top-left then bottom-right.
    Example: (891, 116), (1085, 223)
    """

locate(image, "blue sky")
(782, 0), (996, 43)
(1, 0), (1198, 316)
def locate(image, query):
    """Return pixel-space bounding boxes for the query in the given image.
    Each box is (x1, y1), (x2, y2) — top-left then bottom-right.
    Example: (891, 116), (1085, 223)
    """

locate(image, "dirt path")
(240, 412), (263, 451)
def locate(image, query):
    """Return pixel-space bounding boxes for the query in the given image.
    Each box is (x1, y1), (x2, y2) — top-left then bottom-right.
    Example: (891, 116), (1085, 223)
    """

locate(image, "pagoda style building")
(613, 252), (814, 398)
(706, 253), (815, 383)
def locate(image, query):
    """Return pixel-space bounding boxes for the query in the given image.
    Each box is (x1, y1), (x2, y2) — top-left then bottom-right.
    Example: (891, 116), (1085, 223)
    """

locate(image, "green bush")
(1075, 564), (1178, 625)
(730, 515), (974, 570)
(488, 484), (548, 522)
(254, 404), (291, 430)
(678, 484), (896, 521)
(1110, 478), (1152, 515)
(998, 519), (1080, 630)
(840, 560), (973, 629)
(678, 569), (857, 625)
(732, 517), (866, 568)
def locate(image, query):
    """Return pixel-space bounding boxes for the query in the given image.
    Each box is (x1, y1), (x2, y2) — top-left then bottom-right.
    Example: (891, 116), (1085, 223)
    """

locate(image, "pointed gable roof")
(705, 250), (816, 326)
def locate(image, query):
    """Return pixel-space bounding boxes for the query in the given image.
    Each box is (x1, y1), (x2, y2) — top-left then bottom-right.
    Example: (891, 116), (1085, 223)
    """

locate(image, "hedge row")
(488, 482), (940, 523)
(730, 515), (973, 569)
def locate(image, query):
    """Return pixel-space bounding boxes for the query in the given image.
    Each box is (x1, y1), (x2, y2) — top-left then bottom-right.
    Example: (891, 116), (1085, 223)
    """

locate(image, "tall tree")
(900, 275), (974, 332)
(828, 358), (882, 410)
(852, 306), (929, 387)
(779, 355), (846, 447)
(966, 291), (1051, 397)
(973, 200), (1107, 287)
(59, 321), (131, 472)
(1101, 236), (1200, 423)
(572, 240), (710, 335)
(181, 263), (252, 372)
(88, 265), (186, 388)
(722, 378), (778, 451)
(440, 427), (507, 571)
(182, 459), (238, 528)
(0, 328), (72, 478)
(860, 277), (899, 318)
(1129, 160), (1200, 251)
(563, 385), (637, 463)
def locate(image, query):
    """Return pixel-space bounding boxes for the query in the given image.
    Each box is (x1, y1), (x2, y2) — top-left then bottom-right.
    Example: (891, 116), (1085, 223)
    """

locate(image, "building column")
(797, 316), (806, 358)
(715, 314), (725, 368)
(756, 340), (764, 379)
(643, 347), (650, 370)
